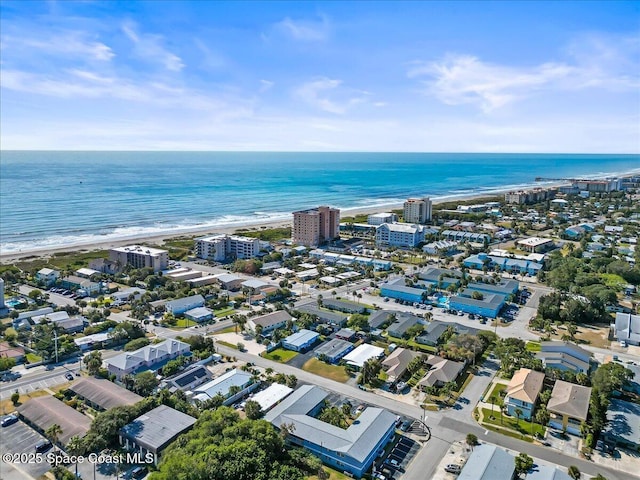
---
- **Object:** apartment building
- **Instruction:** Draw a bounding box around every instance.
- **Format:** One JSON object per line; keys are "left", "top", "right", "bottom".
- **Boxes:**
{"left": 108, "top": 245, "right": 169, "bottom": 273}
{"left": 403, "top": 197, "right": 432, "bottom": 223}
{"left": 375, "top": 223, "right": 426, "bottom": 248}
{"left": 195, "top": 234, "right": 260, "bottom": 261}
{"left": 292, "top": 206, "right": 340, "bottom": 247}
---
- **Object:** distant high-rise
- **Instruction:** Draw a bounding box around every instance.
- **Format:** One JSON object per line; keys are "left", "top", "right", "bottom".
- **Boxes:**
{"left": 292, "top": 206, "right": 340, "bottom": 247}
{"left": 0, "top": 278, "right": 5, "bottom": 310}
{"left": 403, "top": 197, "right": 432, "bottom": 224}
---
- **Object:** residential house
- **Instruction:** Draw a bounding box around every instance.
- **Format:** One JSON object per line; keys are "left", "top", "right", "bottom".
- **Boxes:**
{"left": 387, "top": 313, "right": 422, "bottom": 338}
{"left": 504, "top": 368, "right": 545, "bottom": 420}
{"left": 282, "top": 329, "right": 320, "bottom": 352}
{"left": 381, "top": 348, "right": 421, "bottom": 384}
{"left": 36, "top": 268, "right": 59, "bottom": 286}
{"left": 457, "top": 444, "right": 515, "bottom": 480}
{"left": 184, "top": 307, "right": 214, "bottom": 323}
{"left": 546, "top": 380, "right": 592, "bottom": 435}
{"left": 614, "top": 312, "right": 640, "bottom": 346}
{"left": 295, "top": 304, "right": 347, "bottom": 326}
{"left": 247, "top": 310, "right": 292, "bottom": 335}
{"left": 417, "top": 355, "right": 464, "bottom": 390}
{"left": 334, "top": 328, "right": 357, "bottom": 341}
{"left": 119, "top": 405, "right": 196, "bottom": 465}
{"left": 60, "top": 275, "right": 101, "bottom": 295}
{"left": 537, "top": 341, "right": 592, "bottom": 373}
{"left": 415, "top": 321, "right": 479, "bottom": 347}
{"left": 265, "top": 385, "right": 396, "bottom": 478}
{"left": 162, "top": 364, "right": 212, "bottom": 392}
{"left": 367, "top": 310, "right": 394, "bottom": 330}
{"left": 0, "top": 341, "right": 25, "bottom": 364}
{"left": 105, "top": 339, "right": 190, "bottom": 379}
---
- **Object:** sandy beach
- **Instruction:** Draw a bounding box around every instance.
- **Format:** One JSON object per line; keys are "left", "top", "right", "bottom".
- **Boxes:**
{"left": 0, "top": 179, "right": 599, "bottom": 264}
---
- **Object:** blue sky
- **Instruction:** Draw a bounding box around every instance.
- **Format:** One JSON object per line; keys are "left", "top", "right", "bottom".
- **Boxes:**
{"left": 1, "top": 1, "right": 638, "bottom": 152}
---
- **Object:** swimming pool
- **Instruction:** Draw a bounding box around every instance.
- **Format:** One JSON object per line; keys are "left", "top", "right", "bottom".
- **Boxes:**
{"left": 435, "top": 295, "right": 450, "bottom": 308}
{"left": 5, "top": 297, "right": 26, "bottom": 308}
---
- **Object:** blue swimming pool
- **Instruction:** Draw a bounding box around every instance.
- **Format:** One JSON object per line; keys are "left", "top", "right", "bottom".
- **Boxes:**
{"left": 5, "top": 297, "right": 25, "bottom": 308}
{"left": 436, "top": 295, "right": 449, "bottom": 308}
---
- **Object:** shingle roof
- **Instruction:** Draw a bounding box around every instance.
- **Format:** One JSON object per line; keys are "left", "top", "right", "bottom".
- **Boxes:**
{"left": 69, "top": 377, "right": 142, "bottom": 410}
{"left": 296, "top": 304, "right": 347, "bottom": 324}
{"left": 367, "top": 310, "right": 393, "bottom": 329}
{"left": 120, "top": 405, "right": 196, "bottom": 452}
{"left": 18, "top": 396, "right": 91, "bottom": 445}
{"left": 546, "top": 380, "right": 591, "bottom": 421}
{"left": 381, "top": 348, "right": 421, "bottom": 381}
{"left": 105, "top": 339, "right": 190, "bottom": 371}
{"left": 265, "top": 385, "right": 395, "bottom": 463}
{"left": 505, "top": 368, "right": 545, "bottom": 404}
{"left": 251, "top": 310, "right": 292, "bottom": 328}
{"left": 418, "top": 355, "right": 465, "bottom": 388}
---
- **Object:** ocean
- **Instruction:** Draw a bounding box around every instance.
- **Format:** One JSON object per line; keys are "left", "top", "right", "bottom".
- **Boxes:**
{"left": 1, "top": 151, "right": 638, "bottom": 255}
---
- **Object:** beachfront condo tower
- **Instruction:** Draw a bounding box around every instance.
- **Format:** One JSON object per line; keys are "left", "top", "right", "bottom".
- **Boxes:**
{"left": 292, "top": 206, "right": 340, "bottom": 247}
{"left": 403, "top": 197, "right": 432, "bottom": 224}
{"left": 109, "top": 245, "right": 169, "bottom": 273}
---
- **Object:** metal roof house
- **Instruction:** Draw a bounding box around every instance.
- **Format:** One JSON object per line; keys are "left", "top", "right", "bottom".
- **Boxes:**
{"left": 165, "top": 294, "right": 205, "bottom": 316}
{"left": 265, "top": 385, "right": 396, "bottom": 478}
{"left": 119, "top": 405, "right": 197, "bottom": 465}
{"left": 315, "top": 338, "right": 355, "bottom": 363}
{"left": 343, "top": 344, "right": 385, "bottom": 369}
{"left": 537, "top": 341, "right": 592, "bottom": 373}
{"left": 105, "top": 339, "right": 191, "bottom": 379}
{"left": 190, "top": 368, "right": 257, "bottom": 405}
{"left": 614, "top": 313, "right": 640, "bottom": 346}
{"left": 282, "top": 329, "right": 320, "bottom": 352}
{"left": 18, "top": 396, "right": 91, "bottom": 446}
{"left": 69, "top": 377, "right": 142, "bottom": 411}
{"left": 458, "top": 444, "right": 515, "bottom": 480}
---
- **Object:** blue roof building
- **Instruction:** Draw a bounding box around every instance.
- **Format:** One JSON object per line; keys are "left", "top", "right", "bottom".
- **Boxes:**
{"left": 466, "top": 280, "right": 519, "bottom": 297}
{"left": 380, "top": 280, "right": 425, "bottom": 303}
{"left": 463, "top": 254, "right": 542, "bottom": 276}
{"left": 265, "top": 385, "right": 396, "bottom": 478}
{"left": 449, "top": 292, "right": 505, "bottom": 318}
{"left": 282, "top": 329, "right": 320, "bottom": 352}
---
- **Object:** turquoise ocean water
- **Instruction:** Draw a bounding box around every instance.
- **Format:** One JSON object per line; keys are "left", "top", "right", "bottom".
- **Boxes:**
{"left": 1, "top": 151, "right": 638, "bottom": 254}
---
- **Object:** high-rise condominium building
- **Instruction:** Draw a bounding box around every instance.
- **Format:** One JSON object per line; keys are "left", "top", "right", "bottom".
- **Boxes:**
{"left": 108, "top": 245, "right": 169, "bottom": 273}
{"left": 194, "top": 234, "right": 260, "bottom": 261}
{"left": 403, "top": 197, "right": 432, "bottom": 224}
{"left": 292, "top": 206, "right": 340, "bottom": 247}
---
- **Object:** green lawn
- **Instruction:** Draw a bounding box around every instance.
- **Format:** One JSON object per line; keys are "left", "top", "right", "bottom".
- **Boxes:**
{"left": 302, "top": 358, "right": 351, "bottom": 383}
{"left": 261, "top": 348, "right": 299, "bottom": 363}
{"left": 216, "top": 340, "right": 240, "bottom": 350}
{"left": 481, "top": 408, "right": 545, "bottom": 438}
{"left": 525, "top": 341, "right": 541, "bottom": 352}
{"left": 214, "top": 326, "right": 237, "bottom": 334}
{"left": 26, "top": 353, "right": 42, "bottom": 363}
{"left": 309, "top": 467, "right": 351, "bottom": 480}
{"left": 214, "top": 307, "right": 235, "bottom": 318}
{"left": 384, "top": 335, "right": 438, "bottom": 353}
{"left": 174, "top": 318, "right": 199, "bottom": 328}
{"left": 486, "top": 383, "right": 506, "bottom": 406}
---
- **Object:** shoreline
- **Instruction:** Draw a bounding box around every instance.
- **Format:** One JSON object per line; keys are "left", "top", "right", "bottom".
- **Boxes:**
{"left": 1, "top": 172, "right": 636, "bottom": 264}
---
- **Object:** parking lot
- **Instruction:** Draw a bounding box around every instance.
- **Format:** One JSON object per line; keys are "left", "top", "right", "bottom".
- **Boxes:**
{"left": 374, "top": 434, "right": 422, "bottom": 479}
{"left": 0, "top": 420, "right": 52, "bottom": 480}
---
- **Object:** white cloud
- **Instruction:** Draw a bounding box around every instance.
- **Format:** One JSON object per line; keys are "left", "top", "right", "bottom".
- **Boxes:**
{"left": 2, "top": 31, "right": 114, "bottom": 61}
{"left": 408, "top": 55, "right": 574, "bottom": 112}
{"left": 259, "top": 79, "right": 274, "bottom": 92}
{"left": 409, "top": 34, "right": 640, "bottom": 113}
{"left": 122, "top": 21, "right": 184, "bottom": 71}
{"left": 274, "top": 15, "right": 330, "bottom": 41}
{"left": 294, "top": 78, "right": 371, "bottom": 114}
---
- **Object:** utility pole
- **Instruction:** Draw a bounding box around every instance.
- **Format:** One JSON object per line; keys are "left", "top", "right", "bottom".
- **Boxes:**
{"left": 53, "top": 328, "right": 59, "bottom": 364}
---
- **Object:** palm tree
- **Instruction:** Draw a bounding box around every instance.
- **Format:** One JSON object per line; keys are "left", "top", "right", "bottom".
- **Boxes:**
{"left": 66, "top": 436, "right": 84, "bottom": 478}
{"left": 568, "top": 465, "right": 580, "bottom": 480}
{"left": 514, "top": 408, "right": 523, "bottom": 427}
{"left": 45, "top": 423, "right": 63, "bottom": 451}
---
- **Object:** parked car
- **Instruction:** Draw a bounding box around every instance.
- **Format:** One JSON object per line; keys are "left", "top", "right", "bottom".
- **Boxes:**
{"left": 1, "top": 414, "right": 18, "bottom": 427}
{"left": 65, "top": 372, "right": 74, "bottom": 381}
{"left": 131, "top": 466, "right": 147, "bottom": 479}
{"left": 444, "top": 464, "right": 462, "bottom": 474}
{"left": 35, "top": 439, "right": 52, "bottom": 453}
{"left": 400, "top": 420, "right": 412, "bottom": 431}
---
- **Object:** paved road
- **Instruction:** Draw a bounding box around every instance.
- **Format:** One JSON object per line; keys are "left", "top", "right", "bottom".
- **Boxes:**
{"left": 18, "top": 285, "right": 77, "bottom": 308}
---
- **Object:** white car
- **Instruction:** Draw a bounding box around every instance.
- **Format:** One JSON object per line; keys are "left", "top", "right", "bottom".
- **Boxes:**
{"left": 620, "top": 340, "right": 627, "bottom": 348}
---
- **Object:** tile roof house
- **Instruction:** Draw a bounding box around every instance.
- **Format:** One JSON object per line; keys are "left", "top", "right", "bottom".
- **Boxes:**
{"left": 105, "top": 339, "right": 190, "bottom": 379}
{"left": 381, "top": 348, "right": 421, "bottom": 383}
{"left": 0, "top": 341, "right": 25, "bottom": 363}
{"left": 547, "top": 380, "right": 592, "bottom": 435}
{"left": 504, "top": 368, "right": 545, "bottom": 420}
{"left": 265, "top": 385, "right": 396, "bottom": 478}
{"left": 417, "top": 355, "right": 465, "bottom": 390}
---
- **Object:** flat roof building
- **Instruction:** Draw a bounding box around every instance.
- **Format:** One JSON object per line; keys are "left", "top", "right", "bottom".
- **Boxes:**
{"left": 190, "top": 368, "right": 256, "bottom": 404}
{"left": 251, "top": 383, "right": 294, "bottom": 412}
{"left": 195, "top": 234, "right": 260, "bottom": 261}
{"left": 109, "top": 245, "right": 169, "bottom": 273}
{"left": 516, "top": 237, "right": 555, "bottom": 253}
{"left": 367, "top": 212, "right": 398, "bottom": 225}
{"left": 315, "top": 338, "right": 355, "bottom": 363}
{"left": 293, "top": 206, "right": 340, "bottom": 247}
{"left": 165, "top": 294, "right": 205, "bottom": 316}
{"left": 403, "top": 197, "right": 432, "bottom": 224}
